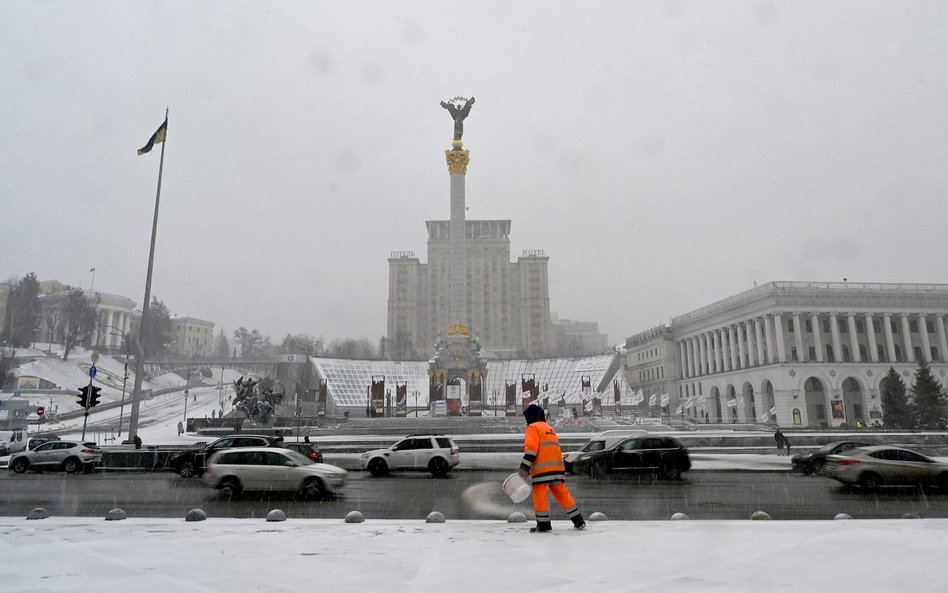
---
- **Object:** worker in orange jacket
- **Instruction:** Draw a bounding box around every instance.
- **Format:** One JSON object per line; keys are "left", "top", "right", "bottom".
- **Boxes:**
{"left": 518, "top": 402, "right": 586, "bottom": 532}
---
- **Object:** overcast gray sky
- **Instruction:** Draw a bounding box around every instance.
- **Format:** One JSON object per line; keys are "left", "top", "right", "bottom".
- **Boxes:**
{"left": 3, "top": 1, "right": 947, "bottom": 348}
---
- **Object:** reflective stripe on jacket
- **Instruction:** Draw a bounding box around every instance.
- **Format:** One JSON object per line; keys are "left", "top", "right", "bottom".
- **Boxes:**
{"left": 520, "top": 421, "right": 565, "bottom": 484}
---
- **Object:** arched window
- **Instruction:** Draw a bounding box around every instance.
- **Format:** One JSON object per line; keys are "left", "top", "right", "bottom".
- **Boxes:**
{"left": 859, "top": 345, "right": 868, "bottom": 361}
{"left": 877, "top": 344, "right": 887, "bottom": 363}
{"left": 894, "top": 345, "right": 903, "bottom": 363}
{"left": 842, "top": 345, "right": 852, "bottom": 362}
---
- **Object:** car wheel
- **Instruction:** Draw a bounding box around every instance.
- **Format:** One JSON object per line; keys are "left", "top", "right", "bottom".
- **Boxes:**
{"left": 368, "top": 458, "right": 389, "bottom": 477}
{"left": 662, "top": 464, "right": 682, "bottom": 481}
{"left": 219, "top": 477, "right": 242, "bottom": 500}
{"left": 178, "top": 460, "right": 196, "bottom": 479}
{"left": 858, "top": 472, "right": 882, "bottom": 491}
{"left": 298, "top": 477, "right": 326, "bottom": 501}
{"left": 63, "top": 458, "right": 81, "bottom": 474}
{"left": 590, "top": 462, "right": 607, "bottom": 479}
{"left": 11, "top": 458, "right": 29, "bottom": 474}
{"left": 428, "top": 457, "right": 449, "bottom": 477}
{"left": 811, "top": 460, "right": 826, "bottom": 476}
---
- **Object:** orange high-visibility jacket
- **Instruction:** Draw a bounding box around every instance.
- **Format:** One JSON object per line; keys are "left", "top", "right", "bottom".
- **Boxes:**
{"left": 520, "top": 420, "right": 566, "bottom": 484}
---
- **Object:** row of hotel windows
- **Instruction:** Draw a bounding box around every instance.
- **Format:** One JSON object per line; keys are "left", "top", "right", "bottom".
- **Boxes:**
{"left": 637, "top": 347, "right": 662, "bottom": 361}
{"left": 639, "top": 366, "right": 665, "bottom": 382}
{"left": 789, "top": 317, "right": 937, "bottom": 335}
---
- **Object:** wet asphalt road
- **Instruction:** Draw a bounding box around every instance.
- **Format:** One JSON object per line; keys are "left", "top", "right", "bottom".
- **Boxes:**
{"left": 3, "top": 468, "right": 948, "bottom": 521}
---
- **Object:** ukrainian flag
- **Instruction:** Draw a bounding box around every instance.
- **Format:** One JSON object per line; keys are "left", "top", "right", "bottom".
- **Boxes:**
{"left": 137, "top": 118, "right": 168, "bottom": 155}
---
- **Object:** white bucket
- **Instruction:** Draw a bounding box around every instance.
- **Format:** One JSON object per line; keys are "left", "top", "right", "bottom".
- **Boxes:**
{"left": 502, "top": 473, "right": 532, "bottom": 503}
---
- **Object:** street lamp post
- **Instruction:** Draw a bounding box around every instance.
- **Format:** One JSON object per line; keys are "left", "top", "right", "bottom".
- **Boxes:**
{"left": 108, "top": 327, "right": 133, "bottom": 438}
{"left": 182, "top": 371, "right": 191, "bottom": 424}
{"left": 413, "top": 391, "right": 419, "bottom": 417}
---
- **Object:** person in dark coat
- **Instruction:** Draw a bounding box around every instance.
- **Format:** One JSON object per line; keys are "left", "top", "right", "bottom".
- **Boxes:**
{"left": 774, "top": 429, "right": 786, "bottom": 455}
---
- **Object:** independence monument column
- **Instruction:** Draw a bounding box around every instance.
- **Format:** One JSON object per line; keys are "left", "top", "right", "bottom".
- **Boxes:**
{"left": 440, "top": 96, "right": 475, "bottom": 327}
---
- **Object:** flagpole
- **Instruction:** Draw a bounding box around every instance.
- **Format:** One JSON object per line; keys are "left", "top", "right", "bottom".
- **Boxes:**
{"left": 128, "top": 107, "right": 168, "bottom": 444}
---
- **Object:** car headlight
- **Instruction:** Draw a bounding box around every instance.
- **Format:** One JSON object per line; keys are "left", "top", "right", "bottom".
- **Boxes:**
{"left": 578, "top": 455, "right": 590, "bottom": 462}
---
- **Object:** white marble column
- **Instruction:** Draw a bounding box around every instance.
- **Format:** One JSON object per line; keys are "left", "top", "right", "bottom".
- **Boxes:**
{"left": 754, "top": 318, "right": 765, "bottom": 365}
{"left": 936, "top": 314, "right": 948, "bottom": 363}
{"left": 689, "top": 338, "right": 697, "bottom": 377}
{"left": 811, "top": 313, "right": 825, "bottom": 363}
{"left": 883, "top": 313, "right": 897, "bottom": 362}
{"left": 679, "top": 341, "right": 688, "bottom": 378}
{"left": 865, "top": 313, "right": 879, "bottom": 363}
{"left": 763, "top": 316, "right": 775, "bottom": 364}
{"left": 918, "top": 314, "right": 932, "bottom": 362}
{"left": 738, "top": 322, "right": 748, "bottom": 368}
{"left": 699, "top": 334, "right": 708, "bottom": 376}
{"left": 900, "top": 313, "right": 914, "bottom": 362}
{"left": 829, "top": 313, "right": 842, "bottom": 362}
{"left": 792, "top": 313, "right": 805, "bottom": 362}
{"left": 705, "top": 333, "right": 714, "bottom": 374}
{"left": 774, "top": 312, "right": 787, "bottom": 363}
{"left": 714, "top": 330, "right": 724, "bottom": 373}
{"left": 847, "top": 313, "right": 860, "bottom": 363}
{"left": 728, "top": 325, "right": 738, "bottom": 370}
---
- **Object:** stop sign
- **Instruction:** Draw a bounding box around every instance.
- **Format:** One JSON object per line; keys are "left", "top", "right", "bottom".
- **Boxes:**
{"left": 36, "top": 406, "right": 46, "bottom": 417}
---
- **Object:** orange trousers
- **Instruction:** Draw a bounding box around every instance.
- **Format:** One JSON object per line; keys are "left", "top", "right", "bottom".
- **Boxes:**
{"left": 531, "top": 482, "right": 577, "bottom": 516}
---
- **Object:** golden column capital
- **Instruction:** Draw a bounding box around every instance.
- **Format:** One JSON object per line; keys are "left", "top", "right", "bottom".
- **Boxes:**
{"left": 445, "top": 149, "right": 470, "bottom": 175}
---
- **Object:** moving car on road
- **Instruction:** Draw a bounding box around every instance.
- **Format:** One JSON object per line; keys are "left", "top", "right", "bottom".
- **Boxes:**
{"left": 823, "top": 445, "right": 948, "bottom": 491}
{"left": 283, "top": 441, "right": 323, "bottom": 463}
{"left": 360, "top": 434, "right": 459, "bottom": 477}
{"left": 170, "top": 434, "right": 274, "bottom": 478}
{"left": 791, "top": 440, "right": 870, "bottom": 475}
{"left": 203, "top": 447, "right": 347, "bottom": 500}
{"left": 8, "top": 440, "right": 102, "bottom": 474}
{"left": 564, "top": 430, "right": 646, "bottom": 474}
{"left": 572, "top": 435, "right": 690, "bottom": 480}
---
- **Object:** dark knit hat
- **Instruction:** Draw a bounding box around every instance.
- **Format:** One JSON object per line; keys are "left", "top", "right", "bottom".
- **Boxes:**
{"left": 523, "top": 402, "right": 546, "bottom": 424}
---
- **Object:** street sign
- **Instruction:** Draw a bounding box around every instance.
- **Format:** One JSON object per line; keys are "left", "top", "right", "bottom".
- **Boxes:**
{"left": 37, "top": 406, "right": 45, "bottom": 417}
{"left": 91, "top": 351, "right": 100, "bottom": 364}
{"left": 89, "top": 365, "right": 97, "bottom": 378}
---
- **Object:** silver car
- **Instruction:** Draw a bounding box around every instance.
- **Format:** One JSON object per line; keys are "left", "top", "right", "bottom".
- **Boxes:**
{"left": 203, "top": 447, "right": 347, "bottom": 500}
{"left": 8, "top": 440, "right": 102, "bottom": 474}
{"left": 359, "top": 434, "right": 460, "bottom": 477}
{"left": 823, "top": 445, "right": 948, "bottom": 490}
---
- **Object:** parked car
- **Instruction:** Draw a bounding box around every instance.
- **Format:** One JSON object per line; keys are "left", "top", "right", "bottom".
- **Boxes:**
{"left": 283, "top": 441, "right": 323, "bottom": 463}
{"left": 791, "top": 440, "right": 870, "bottom": 475}
{"left": 564, "top": 430, "right": 646, "bottom": 473}
{"left": 360, "top": 434, "right": 459, "bottom": 477}
{"left": 203, "top": 447, "right": 347, "bottom": 500}
{"left": 572, "top": 435, "right": 690, "bottom": 480}
{"left": 8, "top": 440, "right": 102, "bottom": 473}
{"left": 823, "top": 445, "right": 948, "bottom": 490}
{"left": 170, "top": 434, "right": 274, "bottom": 478}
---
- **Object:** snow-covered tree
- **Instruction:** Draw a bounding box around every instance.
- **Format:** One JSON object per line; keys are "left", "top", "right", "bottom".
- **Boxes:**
{"left": 911, "top": 359, "right": 947, "bottom": 429}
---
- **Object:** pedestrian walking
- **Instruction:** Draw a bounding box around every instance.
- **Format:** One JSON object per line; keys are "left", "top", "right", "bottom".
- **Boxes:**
{"left": 774, "top": 429, "right": 786, "bottom": 455}
{"left": 177, "top": 420, "right": 184, "bottom": 436}
{"left": 518, "top": 402, "right": 586, "bottom": 533}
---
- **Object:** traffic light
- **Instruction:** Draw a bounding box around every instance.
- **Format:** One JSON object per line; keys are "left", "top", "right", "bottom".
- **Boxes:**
{"left": 88, "top": 386, "right": 102, "bottom": 407}
{"left": 76, "top": 386, "right": 89, "bottom": 407}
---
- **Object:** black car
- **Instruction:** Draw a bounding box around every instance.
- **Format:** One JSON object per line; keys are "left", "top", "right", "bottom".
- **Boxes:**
{"left": 573, "top": 435, "right": 691, "bottom": 480}
{"left": 170, "top": 435, "right": 274, "bottom": 478}
{"left": 791, "top": 440, "right": 870, "bottom": 475}
{"left": 283, "top": 441, "right": 323, "bottom": 464}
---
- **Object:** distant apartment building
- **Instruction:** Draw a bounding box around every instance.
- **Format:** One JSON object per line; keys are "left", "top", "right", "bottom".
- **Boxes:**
{"left": 169, "top": 316, "right": 215, "bottom": 358}
{"left": 624, "top": 281, "right": 948, "bottom": 428}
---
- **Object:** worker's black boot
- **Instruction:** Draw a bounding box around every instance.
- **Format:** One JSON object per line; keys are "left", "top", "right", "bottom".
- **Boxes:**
{"left": 571, "top": 515, "right": 587, "bottom": 530}
{"left": 530, "top": 521, "right": 552, "bottom": 533}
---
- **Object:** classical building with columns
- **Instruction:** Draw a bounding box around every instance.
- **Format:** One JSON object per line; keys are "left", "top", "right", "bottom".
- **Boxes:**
{"left": 624, "top": 281, "right": 948, "bottom": 428}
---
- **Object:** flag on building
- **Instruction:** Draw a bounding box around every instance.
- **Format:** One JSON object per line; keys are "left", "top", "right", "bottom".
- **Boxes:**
{"left": 137, "top": 117, "right": 168, "bottom": 155}
{"left": 648, "top": 393, "right": 657, "bottom": 406}
{"left": 660, "top": 394, "right": 669, "bottom": 407}
{"left": 89, "top": 267, "right": 95, "bottom": 272}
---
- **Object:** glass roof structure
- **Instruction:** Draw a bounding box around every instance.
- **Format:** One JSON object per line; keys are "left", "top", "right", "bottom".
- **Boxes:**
{"left": 310, "top": 353, "right": 638, "bottom": 408}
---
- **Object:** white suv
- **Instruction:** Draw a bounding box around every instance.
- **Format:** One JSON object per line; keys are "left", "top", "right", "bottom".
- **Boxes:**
{"left": 360, "top": 434, "right": 459, "bottom": 477}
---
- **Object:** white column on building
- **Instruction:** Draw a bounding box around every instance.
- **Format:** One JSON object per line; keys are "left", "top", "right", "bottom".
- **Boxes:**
{"left": 728, "top": 325, "right": 738, "bottom": 370}
{"left": 737, "top": 322, "right": 748, "bottom": 368}
{"left": 714, "top": 330, "right": 723, "bottom": 373}
{"left": 811, "top": 313, "right": 825, "bottom": 363}
{"left": 705, "top": 333, "right": 714, "bottom": 374}
{"left": 773, "top": 312, "right": 787, "bottom": 363}
{"left": 697, "top": 334, "right": 708, "bottom": 377}
{"left": 900, "top": 313, "right": 915, "bottom": 362}
{"left": 679, "top": 341, "right": 688, "bottom": 378}
{"left": 829, "top": 313, "right": 842, "bottom": 362}
{"left": 689, "top": 338, "right": 698, "bottom": 377}
{"left": 754, "top": 318, "right": 765, "bottom": 365}
{"left": 865, "top": 313, "right": 879, "bottom": 363}
{"left": 763, "top": 316, "right": 775, "bottom": 364}
{"left": 746, "top": 321, "right": 757, "bottom": 367}
{"left": 792, "top": 313, "right": 805, "bottom": 362}
{"left": 936, "top": 314, "right": 948, "bottom": 363}
{"left": 847, "top": 313, "right": 860, "bottom": 363}
{"left": 918, "top": 314, "right": 932, "bottom": 362}
{"left": 883, "top": 313, "right": 897, "bottom": 362}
